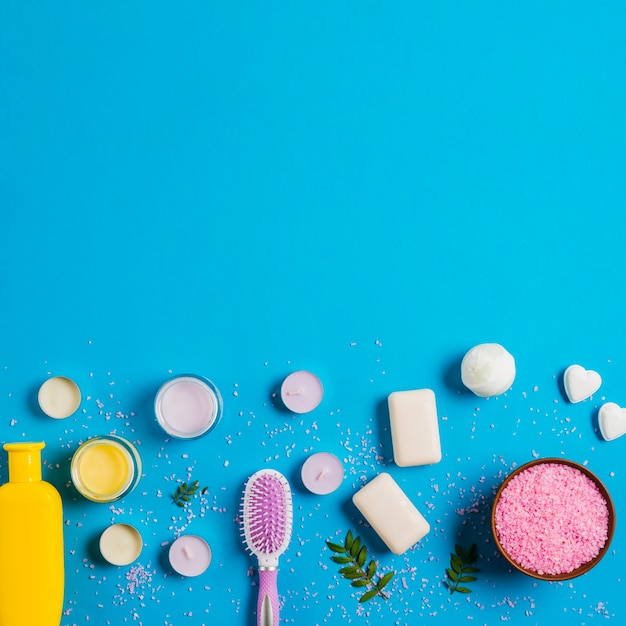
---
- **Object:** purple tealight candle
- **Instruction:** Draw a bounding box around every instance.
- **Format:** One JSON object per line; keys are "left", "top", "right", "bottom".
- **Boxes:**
{"left": 301, "top": 452, "right": 344, "bottom": 495}
{"left": 280, "top": 370, "right": 324, "bottom": 413}
{"left": 169, "top": 535, "right": 212, "bottom": 577}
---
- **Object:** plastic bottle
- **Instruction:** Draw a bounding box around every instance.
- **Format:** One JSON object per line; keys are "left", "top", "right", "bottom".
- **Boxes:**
{"left": 0, "top": 442, "right": 64, "bottom": 626}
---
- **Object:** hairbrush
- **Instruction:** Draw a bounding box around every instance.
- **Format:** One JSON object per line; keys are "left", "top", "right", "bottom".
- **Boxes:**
{"left": 241, "top": 469, "right": 293, "bottom": 626}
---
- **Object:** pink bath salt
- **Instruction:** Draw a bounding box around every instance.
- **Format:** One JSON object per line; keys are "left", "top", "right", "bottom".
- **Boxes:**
{"left": 494, "top": 463, "right": 609, "bottom": 575}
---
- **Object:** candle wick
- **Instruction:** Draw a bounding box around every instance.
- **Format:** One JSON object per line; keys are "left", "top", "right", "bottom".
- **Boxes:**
{"left": 286, "top": 389, "right": 303, "bottom": 396}
{"left": 317, "top": 468, "right": 328, "bottom": 480}
{"left": 183, "top": 546, "right": 193, "bottom": 559}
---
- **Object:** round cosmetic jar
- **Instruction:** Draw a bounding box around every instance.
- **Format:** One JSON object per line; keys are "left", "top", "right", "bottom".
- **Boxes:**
{"left": 71, "top": 435, "right": 142, "bottom": 503}
{"left": 154, "top": 374, "right": 223, "bottom": 439}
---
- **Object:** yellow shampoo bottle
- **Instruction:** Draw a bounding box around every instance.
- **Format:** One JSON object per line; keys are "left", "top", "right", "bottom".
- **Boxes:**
{"left": 0, "top": 442, "right": 64, "bottom": 626}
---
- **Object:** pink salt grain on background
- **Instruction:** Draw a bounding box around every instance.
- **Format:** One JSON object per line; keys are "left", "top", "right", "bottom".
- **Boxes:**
{"left": 494, "top": 463, "right": 609, "bottom": 576}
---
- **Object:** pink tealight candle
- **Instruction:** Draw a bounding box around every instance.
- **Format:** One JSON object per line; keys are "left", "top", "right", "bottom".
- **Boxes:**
{"left": 280, "top": 370, "right": 323, "bottom": 414}
{"left": 301, "top": 452, "right": 344, "bottom": 495}
{"left": 169, "top": 535, "right": 212, "bottom": 577}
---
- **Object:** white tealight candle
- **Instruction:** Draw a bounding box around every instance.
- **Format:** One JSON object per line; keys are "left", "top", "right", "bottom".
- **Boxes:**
{"left": 38, "top": 376, "right": 81, "bottom": 419}
{"left": 99, "top": 524, "right": 143, "bottom": 566}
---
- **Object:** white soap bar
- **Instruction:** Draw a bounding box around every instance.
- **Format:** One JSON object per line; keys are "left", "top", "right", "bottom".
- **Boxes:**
{"left": 388, "top": 388, "right": 442, "bottom": 467}
{"left": 352, "top": 473, "right": 430, "bottom": 555}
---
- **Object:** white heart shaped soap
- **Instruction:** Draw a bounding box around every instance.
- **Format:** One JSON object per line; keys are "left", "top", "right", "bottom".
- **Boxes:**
{"left": 563, "top": 364, "right": 602, "bottom": 403}
{"left": 598, "top": 402, "right": 626, "bottom": 441}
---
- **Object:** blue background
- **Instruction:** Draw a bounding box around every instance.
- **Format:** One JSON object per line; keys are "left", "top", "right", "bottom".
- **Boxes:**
{"left": 1, "top": 2, "right": 626, "bottom": 624}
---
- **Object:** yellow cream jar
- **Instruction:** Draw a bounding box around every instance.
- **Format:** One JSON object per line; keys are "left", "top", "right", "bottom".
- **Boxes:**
{"left": 71, "top": 435, "right": 142, "bottom": 502}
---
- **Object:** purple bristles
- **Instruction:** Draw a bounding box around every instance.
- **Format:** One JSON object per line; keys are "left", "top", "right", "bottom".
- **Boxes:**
{"left": 242, "top": 469, "right": 293, "bottom": 558}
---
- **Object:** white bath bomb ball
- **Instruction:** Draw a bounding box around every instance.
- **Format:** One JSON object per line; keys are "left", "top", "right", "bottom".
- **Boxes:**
{"left": 461, "top": 343, "right": 515, "bottom": 397}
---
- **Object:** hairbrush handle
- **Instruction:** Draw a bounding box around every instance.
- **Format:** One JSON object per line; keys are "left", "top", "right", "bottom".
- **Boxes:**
{"left": 257, "top": 568, "right": 279, "bottom": 626}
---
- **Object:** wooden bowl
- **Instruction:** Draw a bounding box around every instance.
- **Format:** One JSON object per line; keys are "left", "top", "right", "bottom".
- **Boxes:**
{"left": 491, "top": 458, "right": 615, "bottom": 581}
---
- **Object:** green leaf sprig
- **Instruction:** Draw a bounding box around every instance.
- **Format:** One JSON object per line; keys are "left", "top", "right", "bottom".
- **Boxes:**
{"left": 171, "top": 480, "right": 208, "bottom": 508}
{"left": 326, "top": 530, "right": 394, "bottom": 603}
{"left": 444, "top": 543, "right": 479, "bottom": 594}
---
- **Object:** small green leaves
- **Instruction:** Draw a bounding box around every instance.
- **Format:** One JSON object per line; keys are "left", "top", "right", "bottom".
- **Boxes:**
{"left": 331, "top": 555, "right": 353, "bottom": 564}
{"left": 444, "top": 543, "right": 479, "bottom": 594}
{"left": 326, "top": 530, "right": 395, "bottom": 603}
{"left": 359, "top": 588, "right": 379, "bottom": 603}
{"left": 326, "top": 541, "right": 345, "bottom": 553}
{"left": 172, "top": 479, "right": 208, "bottom": 508}
{"left": 377, "top": 571, "right": 394, "bottom": 591}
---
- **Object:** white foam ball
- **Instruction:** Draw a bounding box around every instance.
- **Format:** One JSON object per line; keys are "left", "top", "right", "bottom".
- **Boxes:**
{"left": 461, "top": 343, "right": 515, "bottom": 397}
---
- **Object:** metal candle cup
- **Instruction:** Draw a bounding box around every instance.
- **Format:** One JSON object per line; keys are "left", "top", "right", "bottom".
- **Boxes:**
{"left": 280, "top": 371, "right": 323, "bottom": 413}
{"left": 301, "top": 452, "right": 344, "bottom": 494}
{"left": 38, "top": 376, "right": 81, "bottom": 419}
{"left": 99, "top": 523, "right": 143, "bottom": 566}
{"left": 169, "top": 535, "right": 212, "bottom": 577}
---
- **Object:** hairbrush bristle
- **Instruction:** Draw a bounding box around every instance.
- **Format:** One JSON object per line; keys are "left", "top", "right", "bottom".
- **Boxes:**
{"left": 241, "top": 469, "right": 293, "bottom": 566}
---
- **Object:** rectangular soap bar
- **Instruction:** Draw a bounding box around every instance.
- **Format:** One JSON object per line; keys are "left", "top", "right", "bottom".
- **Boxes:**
{"left": 388, "top": 388, "right": 442, "bottom": 467}
{"left": 352, "top": 472, "right": 430, "bottom": 555}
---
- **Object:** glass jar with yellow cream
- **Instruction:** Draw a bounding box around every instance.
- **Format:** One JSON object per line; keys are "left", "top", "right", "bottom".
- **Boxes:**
{"left": 70, "top": 435, "right": 142, "bottom": 502}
